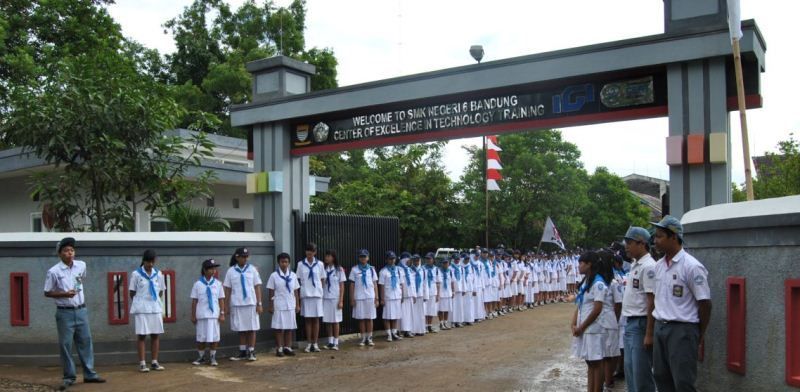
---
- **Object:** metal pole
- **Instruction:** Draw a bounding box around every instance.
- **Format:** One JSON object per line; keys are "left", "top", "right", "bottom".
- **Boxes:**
{"left": 732, "top": 38, "right": 755, "bottom": 201}
{"left": 484, "top": 136, "right": 489, "bottom": 249}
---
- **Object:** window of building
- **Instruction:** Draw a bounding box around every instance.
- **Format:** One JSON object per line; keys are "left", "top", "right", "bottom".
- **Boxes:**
{"left": 206, "top": 197, "right": 215, "bottom": 207}
{"left": 10, "top": 273, "right": 29, "bottom": 326}
{"left": 232, "top": 198, "right": 240, "bottom": 209}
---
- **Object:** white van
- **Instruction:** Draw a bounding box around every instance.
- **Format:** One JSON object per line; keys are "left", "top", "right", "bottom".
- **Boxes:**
{"left": 434, "top": 248, "right": 458, "bottom": 262}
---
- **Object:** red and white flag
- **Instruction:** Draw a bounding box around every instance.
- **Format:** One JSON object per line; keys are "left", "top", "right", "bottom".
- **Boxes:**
{"left": 540, "top": 216, "right": 566, "bottom": 250}
{"left": 487, "top": 135, "right": 502, "bottom": 191}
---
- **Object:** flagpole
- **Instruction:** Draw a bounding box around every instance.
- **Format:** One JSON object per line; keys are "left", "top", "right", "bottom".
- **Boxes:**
{"left": 732, "top": 37, "right": 755, "bottom": 201}
{"left": 484, "top": 136, "right": 489, "bottom": 249}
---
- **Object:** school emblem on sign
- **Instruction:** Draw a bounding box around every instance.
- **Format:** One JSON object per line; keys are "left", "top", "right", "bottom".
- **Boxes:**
{"left": 295, "top": 124, "right": 311, "bottom": 146}
{"left": 313, "top": 122, "right": 330, "bottom": 143}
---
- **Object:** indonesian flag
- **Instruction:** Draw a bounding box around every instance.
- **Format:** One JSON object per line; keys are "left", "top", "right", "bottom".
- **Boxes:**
{"left": 487, "top": 136, "right": 502, "bottom": 191}
{"left": 540, "top": 216, "right": 566, "bottom": 250}
{"left": 727, "top": 0, "right": 742, "bottom": 41}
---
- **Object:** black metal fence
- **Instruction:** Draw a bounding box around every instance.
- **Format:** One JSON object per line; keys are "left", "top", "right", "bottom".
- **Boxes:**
{"left": 296, "top": 212, "right": 399, "bottom": 336}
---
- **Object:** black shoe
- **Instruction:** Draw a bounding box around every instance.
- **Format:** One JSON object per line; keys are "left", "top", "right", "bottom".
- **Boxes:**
{"left": 230, "top": 350, "right": 248, "bottom": 361}
{"left": 284, "top": 348, "right": 296, "bottom": 356}
{"left": 276, "top": 350, "right": 285, "bottom": 357}
{"left": 84, "top": 377, "right": 106, "bottom": 383}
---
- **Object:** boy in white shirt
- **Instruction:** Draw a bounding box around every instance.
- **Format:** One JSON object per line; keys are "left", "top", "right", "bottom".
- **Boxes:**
{"left": 297, "top": 242, "right": 325, "bottom": 353}
{"left": 349, "top": 249, "right": 379, "bottom": 346}
{"left": 190, "top": 259, "right": 225, "bottom": 366}
{"left": 266, "top": 253, "right": 300, "bottom": 357}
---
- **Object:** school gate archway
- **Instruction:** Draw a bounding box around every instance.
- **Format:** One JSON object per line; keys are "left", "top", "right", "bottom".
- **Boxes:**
{"left": 231, "top": 0, "right": 765, "bottom": 256}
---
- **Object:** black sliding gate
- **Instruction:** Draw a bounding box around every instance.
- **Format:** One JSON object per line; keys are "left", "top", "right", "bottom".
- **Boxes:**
{"left": 295, "top": 212, "right": 399, "bottom": 336}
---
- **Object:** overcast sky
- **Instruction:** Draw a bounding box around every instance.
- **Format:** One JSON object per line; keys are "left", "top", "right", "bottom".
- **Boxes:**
{"left": 108, "top": 0, "right": 797, "bottom": 184}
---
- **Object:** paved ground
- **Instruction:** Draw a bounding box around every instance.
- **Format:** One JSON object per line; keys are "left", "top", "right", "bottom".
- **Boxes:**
{"left": 0, "top": 303, "right": 629, "bottom": 391}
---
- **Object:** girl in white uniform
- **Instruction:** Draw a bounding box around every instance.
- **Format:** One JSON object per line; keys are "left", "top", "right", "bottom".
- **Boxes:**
{"left": 297, "top": 242, "right": 325, "bottom": 353}
{"left": 460, "top": 256, "right": 476, "bottom": 324}
{"left": 437, "top": 257, "right": 455, "bottom": 330}
{"left": 469, "top": 255, "right": 485, "bottom": 321}
{"left": 449, "top": 256, "right": 465, "bottom": 327}
{"left": 398, "top": 252, "right": 416, "bottom": 337}
{"left": 478, "top": 251, "right": 495, "bottom": 318}
{"left": 410, "top": 255, "right": 427, "bottom": 335}
{"left": 223, "top": 247, "right": 262, "bottom": 361}
{"left": 322, "top": 250, "right": 346, "bottom": 350}
{"left": 349, "top": 249, "right": 378, "bottom": 346}
{"left": 422, "top": 253, "right": 441, "bottom": 332}
{"left": 190, "top": 258, "right": 225, "bottom": 367}
{"left": 266, "top": 252, "right": 300, "bottom": 357}
{"left": 379, "top": 251, "right": 404, "bottom": 341}
{"left": 571, "top": 251, "right": 611, "bottom": 392}
{"left": 130, "top": 249, "right": 166, "bottom": 372}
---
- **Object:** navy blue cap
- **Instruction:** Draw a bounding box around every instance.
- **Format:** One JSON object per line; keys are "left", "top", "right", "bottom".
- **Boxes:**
{"left": 385, "top": 250, "right": 397, "bottom": 259}
{"left": 450, "top": 254, "right": 459, "bottom": 260}
{"left": 400, "top": 251, "right": 411, "bottom": 259}
{"left": 424, "top": 252, "right": 435, "bottom": 259}
{"left": 480, "top": 248, "right": 489, "bottom": 253}
{"left": 358, "top": 249, "right": 369, "bottom": 257}
{"left": 411, "top": 253, "right": 421, "bottom": 259}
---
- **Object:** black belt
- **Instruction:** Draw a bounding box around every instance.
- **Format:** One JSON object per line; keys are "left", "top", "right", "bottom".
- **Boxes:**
{"left": 57, "top": 304, "right": 86, "bottom": 310}
{"left": 656, "top": 319, "right": 697, "bottom": 325}
{"left": 627, "top": 315, "right": 647, "bottom": 320}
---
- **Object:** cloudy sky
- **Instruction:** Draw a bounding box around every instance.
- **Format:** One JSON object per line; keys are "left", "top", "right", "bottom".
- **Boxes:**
{"left": 108, "top": 0, "right": 797, "bottom": 184}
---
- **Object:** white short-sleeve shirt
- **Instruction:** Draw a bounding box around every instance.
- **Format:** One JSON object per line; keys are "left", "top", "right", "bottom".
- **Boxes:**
{"left": 44, "top": 260, "right": 87, "bottom": 308}
{"left": 223, "top": 264, "right": 262, "bottom": 307}
{"left": 652, "top": 249, "right": 711, "bottom": 323}
{"left": 622, "top": 253, "right": 657, "bottom": 317}
{"left": 577, "top": 279, "right": 607, "bottom": 334}
{"left": 422, "top": 265, "right": 441, "bottom": 297}
{"left": 297, "top": 258, "right": 325, "bottom": 299}
{"left": 439, "top": 267, "right": 455, "bottom": 297}
{"left": 378, "top": 266, "right": 404, "bottom": 300}
{"left": 323, "top": 265, "right": 347, "bottom": 300}
{"left": 129, "top": 268, "right": 165, "bottom": 314}
{"left": 190, "top": 276, "right": 225, "bottom": 319}
{"left": 349, "top": 264, "right": 377, "bottom": 300}
{"left": 266, "top": 269, "right": 299, "bottom": 311}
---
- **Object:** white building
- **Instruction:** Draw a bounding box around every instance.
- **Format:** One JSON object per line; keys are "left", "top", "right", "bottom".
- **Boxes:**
{"left": 0, "top": 129, "right": 329, "bottom": 232}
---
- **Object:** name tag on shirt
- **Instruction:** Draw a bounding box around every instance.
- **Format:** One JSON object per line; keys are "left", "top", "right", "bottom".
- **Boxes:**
{"left": 673, "top": 284, "right": 684, "bottom": 297}
{"left": 632, "top": 279, "right": 640, "bottom": 289}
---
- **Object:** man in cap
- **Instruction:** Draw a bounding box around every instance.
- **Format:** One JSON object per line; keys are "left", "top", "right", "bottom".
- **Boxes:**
{"left": 44, "top": 237, "right": 106, "bottom": 390}
{"left": 621, "top": 227, "right": 657, "bottom": 392}
{"left": 651, "top": 216, "right": 712, "bottom": 392}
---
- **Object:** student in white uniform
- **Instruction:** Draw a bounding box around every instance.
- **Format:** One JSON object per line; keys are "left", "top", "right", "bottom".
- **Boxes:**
{"left": 379, "top": 251, "right": 404, "bottom": 341}
{"left": 297, "top": 242, "right": 325, "bottom": 353}
{"left": 398, "top": 252, "right": 416, "bottom": 337}
{"left": 469, "top": 253, "right": 485, "bottom": 321}
{"left": 322, "top": 250, "right": 346, "bottom": 351}
{"left": 437, "top": 257, "right": 455, "bottom": 330}
{"left": 190, "top": 258, "right": 225, "bottom": 367}
{"left": 449, "top": 255, "right": 465, "bottom": 327}
{"left": 423, "top": 253, "right": 441, "bottom": 332}
{"left": 223, "top": 247, "right": 262, "bottom": 361}
{"left": 478, "top": 249, "right": 495, "bottom": 318}
{"left": 599, "top": 251, "right": 622, "bottom": 390}
{"left": 266, "top": 252, "right": 300, "bottom": 357}
{"left": 129, "top": 249, "right": 166, "bottom": 372}
{"left": 349, "top": 249, "right": 378, "bottom": 346}
{"left": 611, "top": 251, "right": 628, "bottom": 382}
{"left": 571, "top": 251, "right": 611, "bottom": 392}
{"left": 410, "top": 255, "right": 428, "bottom": 335}
{"left": 460, "top": 254, "right": 476, "bottom": 325}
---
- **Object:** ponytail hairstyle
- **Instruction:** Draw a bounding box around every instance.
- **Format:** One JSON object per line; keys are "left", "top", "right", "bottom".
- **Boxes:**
{"left": 577, "top": 251, "right": 600, "bottom": 288}
{"left": 596, "top": 249, "right": 615, "bottom": 285}
{"left": 324, "top": 249, "right": 339, "bottom": 269}
{"left": 229, "top": 254, "right": 237, "bottom": 267}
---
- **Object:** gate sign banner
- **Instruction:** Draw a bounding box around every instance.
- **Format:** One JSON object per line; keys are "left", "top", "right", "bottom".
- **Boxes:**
{"left": 290, "top": 71, "right": 669, "bottom": 155}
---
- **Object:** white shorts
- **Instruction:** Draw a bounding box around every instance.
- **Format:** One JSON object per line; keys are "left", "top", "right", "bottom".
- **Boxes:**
{"left": 271, "top": 309, "right": 297, "bottom": 330}
{"left": 322, "top": 298, "right": 342, "bottom": 323}
{"left": 195, "top": 318, "right": 220, "bottom": 343}
{"left": 301, "top": 297, "right": 323, "bottom": 317}
{"left": 352, "top": 299, "right": 376, "bottom": 320}
{"left": 382, "top": 299, "right": 402, "bottom": 320}
{"left": 134, "top": 313, "right": 163, "bottom": 335}
{"left": 438, "top": 297, "right": 452, "bottom": 312}
{"left": 230, "top": 305, "right": 260, "bottom": 331}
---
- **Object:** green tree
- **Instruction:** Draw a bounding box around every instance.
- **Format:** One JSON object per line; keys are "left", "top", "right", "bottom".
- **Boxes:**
{"left": 1, "top": 47, "right": 216, "bottom": 231}
{"left": 581, "top": 167, "right": 651, "bottom": 248}
{"left": 157, "top": 204, "right": 230, "bottom": 232}
{"left": 753, "top": 134, "right": 800, "bottom": 199}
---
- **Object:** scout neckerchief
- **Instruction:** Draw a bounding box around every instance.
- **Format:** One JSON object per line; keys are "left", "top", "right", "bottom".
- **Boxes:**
{"left": 423, "top": 264, "right": 435, "bottom": 288}
{"left": 325, "top": 266, "right": 336, "bottom": 292}
{"left": 481, "top": 258, "right": 495, "bottom": 278}
{"left": 303, "top": 258, "right": 319, "bottom": 287}
{"left": 453, "top": 263, "right": 461, "bottom": 281}
{"left": 613, "top": 267, "right": 625, "bottom": 279}
{"left": 357, "top": 263, "right": 371, "bottom": 287}
{"left": 234, "top": 264, "right": 250, "bottom": 300}
{"left": 412, "top": 265, "right": 422, "bottom": 291}
{"left": 199, "top": 275, "right": 216, "bottom": 313}
{"left": 462, "top": 262, "right": 470, "bottom": 281}
{"left": 387, "top": 264, "right": 398, "bottom": 289}
{"left": 137, "top": 266, "right": 159, "bottom": 301}
{"left": 441, "top": 266, "right": 450, "bottom": 287}
{"left": 278, "top": 268, "right": 293, "bottom": 293}
{"left": 399, "top": 261, "right": 412, "bottom": 287}
{"left": 575, "top": 274, "right": 605, "bottom": 307}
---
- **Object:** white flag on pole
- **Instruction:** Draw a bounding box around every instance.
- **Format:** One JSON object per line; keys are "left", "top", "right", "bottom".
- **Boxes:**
{"left": 727, "top": 0, "right": 743, "bottom": 41}
{"left": 540, "top": 217, "right": 566, "bottom": 250}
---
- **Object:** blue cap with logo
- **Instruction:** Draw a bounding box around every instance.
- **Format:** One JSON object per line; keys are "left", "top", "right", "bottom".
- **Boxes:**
{"left": 411, "top": 253, "right": 421, "bottom": 260}
{"left": 424, "top": 252, "right": 435, "bottom": 259}
{"left": 651, "top": 215, "right": 683, "bottom": 240}
{"left": 385, "top": 250, "right": 397, "bottom": 259}
{"left": 623, "top": 226, "right": 651, "bottom": 243}
{"left": 400, "top": 251, "right": 411, "bottom": 259}
{"left": 358, "top": 249, "right": 370, "bottom": 257}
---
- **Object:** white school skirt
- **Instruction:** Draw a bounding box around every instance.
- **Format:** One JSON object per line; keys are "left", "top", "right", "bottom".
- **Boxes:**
{"left": 462, "top": 294, "right": 475, "bottom": 322}
{"left": 271, "top": 309, "right": 297, "bottom": 330}
{"left": 425, "top": 299, "right": 438, "bottom": 317}
{"left": 196, "top": 318, "right": 220, "bottom": 343}
{"left": 382, "top": 299, "right": 402, "bottom": 320}
{"left": 322, "top": 298, "right": 342, "bottom": 323}
{"left": 412, "top": 298, "right": 426, "bottom": 334}
{"left": 134, "top": 313, "right": 163, "bottom": 335}
{"left": 572, "top": 332, "right": 605, "bottom": 361}
{"left": 603, "top": 328, "right": 621, "bottom": 357}
{"left": 352, "top": 299, "right": 376, "bottom": 320}
{"left": 533, "top": 280, "right": 540, "bottom": 294}
{"left": 438, "top": 297, "right": 452, "bottom": 312}
{"left": 230, "top": 305, "right": 260, "bottom": 332}
{"left": 301, "top": 297, "right": 323, "bottom": 318}
{"left": 400, "top": 297, "right": 414, "bottom": 331}
{"left": 501, "top": 285, "right": 511, "bottom": 298}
